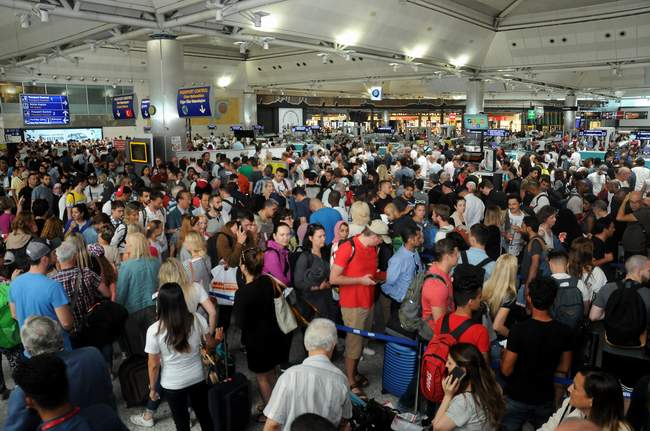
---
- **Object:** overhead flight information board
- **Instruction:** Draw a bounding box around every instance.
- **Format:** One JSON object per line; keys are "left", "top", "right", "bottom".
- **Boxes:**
{"left": 177, "top": 86, "right": 212, "bottom": 117}
{"left": 21, "top": 94, "right": 70, "bottom": 125}
{"left": 112, "top": 94, "right": 136, "bottom": 120}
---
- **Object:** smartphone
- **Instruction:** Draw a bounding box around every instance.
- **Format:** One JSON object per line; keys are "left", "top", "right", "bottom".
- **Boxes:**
{"left": 450, "top": 366, "right": 466, "bottom": 381}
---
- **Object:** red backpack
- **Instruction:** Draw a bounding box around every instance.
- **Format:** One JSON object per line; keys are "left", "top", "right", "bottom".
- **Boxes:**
{"left": 420, "top": 314, "right": 477, "bottom": 402}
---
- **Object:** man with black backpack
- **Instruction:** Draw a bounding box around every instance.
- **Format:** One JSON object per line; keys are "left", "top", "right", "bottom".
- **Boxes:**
{"left": 455, "top": 224, "right": 495, "bottom": 281}
{"left": 590, "top": 254, "right": 650, "bottom": 396}
{"left": 548, "top": 249, "right": 589, "bottom": 325}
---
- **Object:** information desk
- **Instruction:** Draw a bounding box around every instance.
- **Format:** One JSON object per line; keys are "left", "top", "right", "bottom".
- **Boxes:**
{"left": 175, "top": 146, "right": 286, "bottom": 162}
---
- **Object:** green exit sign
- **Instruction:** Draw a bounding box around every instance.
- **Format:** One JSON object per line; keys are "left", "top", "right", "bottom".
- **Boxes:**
{"left": 527, "top": 109, "right": 536, "bottom": 120}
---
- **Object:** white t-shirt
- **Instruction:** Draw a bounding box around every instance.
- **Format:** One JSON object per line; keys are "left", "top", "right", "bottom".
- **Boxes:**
{"left": 587, "top": 172, "right": 607, "bottom": 195}
{"left": 145, "top": 313, "right": 207, "bottom": 390}
{"left": 581, "top": 267, "right": 608, "bottom": 302}
{"left": 632, "top": 166, "right": 650, "bottom": 192}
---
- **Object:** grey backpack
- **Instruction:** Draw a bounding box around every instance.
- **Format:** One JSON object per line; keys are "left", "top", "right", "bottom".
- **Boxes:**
{"left": 399, "top": 271, "right": 445, "bottom": 340}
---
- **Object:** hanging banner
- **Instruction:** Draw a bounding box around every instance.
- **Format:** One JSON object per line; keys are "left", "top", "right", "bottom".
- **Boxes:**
{"left": 112, "top": 94, "right": 136, "bottom": 120}
{"left": 177, "top": 86, "right": 212, "bottom": 117}
{"left": 141, "top": 99, "right": 151, "bottom": 119}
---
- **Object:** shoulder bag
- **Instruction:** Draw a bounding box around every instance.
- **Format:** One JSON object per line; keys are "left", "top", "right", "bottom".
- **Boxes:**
{"left": 270, "top": 276, "right": 298, "bottom": 334}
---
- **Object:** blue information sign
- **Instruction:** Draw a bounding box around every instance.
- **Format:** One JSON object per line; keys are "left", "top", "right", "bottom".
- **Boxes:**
{"left": 486, "top": 129, "right": 509, "bottom": 137}
{"left": 292, "top": 126, "right": 309, "bottom": 132}
{"left": 376, "top": 127, "right": 394, "bottom": 134}
{"left": 21, "top": 94, "right": 70, "bottom": 125}
{"left": 230, "top": 126, "right": 243, "bottom": 131}
{"left": 635, "top": 132, "right": 650, "bottom": 140}
{"left": 579, "top": 130, "right": 606, "bottom": 137}
{"left": 177, "top": 86, "right": 212, "bottom": 117}
{"left": 141, "top": 99, "right": 151, "bottom": 119}
{"left": 112, "top": 94, "right": 135, "bottom": 120}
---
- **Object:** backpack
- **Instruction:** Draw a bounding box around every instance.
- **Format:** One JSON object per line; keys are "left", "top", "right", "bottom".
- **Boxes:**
{"left": 334, "top": 237, "right": 357, "bottom": 266}
{"left": 460, "top": 250, "right": 493, "bottom": 271}
{"left": 550, "top": 276, "right": 584, "bottom": 330}
{"left": 604, "top": 280, "right": 648, "bottom": 347}
{"left": 420, "top": 314, "right": 477, "bottom": 402}
{"left": 0, "top": 282, "right": 20, "bottom": 349}
{"left": 399, "top": 272, "right": 446, "bottom": 340}
{"left": 208, "top": 231, "right": 234, "bottom": 267}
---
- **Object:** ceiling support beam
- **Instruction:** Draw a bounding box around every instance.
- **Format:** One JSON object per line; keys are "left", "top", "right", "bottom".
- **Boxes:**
{"left": 4, "top": 27, "right": 151, "bottom": 69}
{"left": 80, "top": 0, "right": 155, "bottom": 13}
{"left": 162, "top": 0, "right": 288, "bottom": 29}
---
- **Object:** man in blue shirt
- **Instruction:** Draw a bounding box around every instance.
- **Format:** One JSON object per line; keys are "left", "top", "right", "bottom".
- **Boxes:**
{"left": 11, "top": 353, "right": 125, "bottom": 431}
{"left": 382, "top": 224, "right": 423, "bottom": 303}
{"left": 9, "top": 239, "right": 73, "bottom": 353}
{"left": 457, "top": 223, "right": 496, "bottom": 281}
{"left": 309, "top": 198, "right": 342, "bottom": 245}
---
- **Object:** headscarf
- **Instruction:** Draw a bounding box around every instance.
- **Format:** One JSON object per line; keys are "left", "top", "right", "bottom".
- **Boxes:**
{"left": 332, "top": 220, "right": 349, "bottom": 245}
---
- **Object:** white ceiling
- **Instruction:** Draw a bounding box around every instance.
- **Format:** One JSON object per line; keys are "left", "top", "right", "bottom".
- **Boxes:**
{"left": 0, "top": 0, "right": 650, "bottom": 101}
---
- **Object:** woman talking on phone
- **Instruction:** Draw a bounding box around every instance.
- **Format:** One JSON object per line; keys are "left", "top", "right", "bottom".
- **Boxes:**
{"left": 432, "top": 343, "right": 505, "bottom": 431}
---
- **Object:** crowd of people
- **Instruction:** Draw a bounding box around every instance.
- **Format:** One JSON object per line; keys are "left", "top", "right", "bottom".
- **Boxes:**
{"left": 1, "top": 132, "right": 650, "bottom": 431}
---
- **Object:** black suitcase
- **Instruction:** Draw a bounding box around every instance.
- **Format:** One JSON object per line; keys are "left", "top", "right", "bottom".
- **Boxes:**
{"left": 207, "top": 340, "right": 251, "bottom": 431}
{"left": 118, "top": 355, "right": 149, "bottom": 407}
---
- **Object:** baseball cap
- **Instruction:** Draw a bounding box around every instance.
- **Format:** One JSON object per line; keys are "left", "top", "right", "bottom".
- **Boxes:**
{"left": 26, "top": 239, "right": 52, "bottom": 262}
{"left": 442, "top": 180, "right": 454, "bottom": 189}
{"left": 367, "top": 220, "right": 391, "bottom": 244}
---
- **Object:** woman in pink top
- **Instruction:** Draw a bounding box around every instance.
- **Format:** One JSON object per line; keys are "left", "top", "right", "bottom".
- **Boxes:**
{"left": 0, "top": 197, "right": 15, "bottom": 237}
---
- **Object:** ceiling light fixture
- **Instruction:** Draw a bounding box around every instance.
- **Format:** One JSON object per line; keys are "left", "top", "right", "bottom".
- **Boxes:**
{"left": 215, "top": 8, "right": 223, "bottom": 21}
{"left": 39, "top": 9, "right": 49, "bottom": 22}
{"left": 234, "top": 41, "right": 248, "bottom": 54}
{"left": 317, "top": 53, "right": 329, "bottom": 64}
{"left": 217, "top": 75, "right": 232, "bottom": 88}
{"left": 389, "top": 62, "right": 400, "bottom": 72}
{"left": 252, "top": 11, "right": 268, "bottom": 28}
{"left": 450, "top": 54, "right": 469, "bottom": 68}
{"left": 19, "top": 14, "right": 30, "bottom": 29}
{"left": 336, "top": 30, "right": 360, "bottom": 47}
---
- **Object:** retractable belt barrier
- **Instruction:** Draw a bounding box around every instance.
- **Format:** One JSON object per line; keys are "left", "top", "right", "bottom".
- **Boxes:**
{"left": 335, "top": 324, "right": 632, "bottom": 398}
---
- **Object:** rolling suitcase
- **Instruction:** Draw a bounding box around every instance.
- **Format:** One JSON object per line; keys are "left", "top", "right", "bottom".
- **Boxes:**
{"left": 207, "top": 341, "right": 251, "bottom": 431}
{"left": 118, "top": 355, "right": 149, "bottom": 407}
{"left": 382, "top": 342, "right": 418, "bottom": 398}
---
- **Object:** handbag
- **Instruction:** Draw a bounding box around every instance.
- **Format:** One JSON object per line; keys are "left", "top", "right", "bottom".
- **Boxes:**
{"left": 210, "top": 263, "right": 239, "bottom": 305}
{"left": 271, "top": 277, "right": 298, "bottom": 334}
{"left": 196, "top": 318, "right": 220, "bottom": 385}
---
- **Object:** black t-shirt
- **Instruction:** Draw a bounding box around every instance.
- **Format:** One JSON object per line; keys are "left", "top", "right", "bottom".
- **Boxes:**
{"left": 375, "top": 196, "right": 393, "bottom": 215}
{"left": 505, "top": 319, "right": 573, "bottom": 404}
{"left": 428, "top": 185, "right": 442, "bottom": 206}
{"left": 485, "top": 225, "right": 501, "bottom": 260}
{"left": 592, "top": 236, "right": 615, "bottom": 280}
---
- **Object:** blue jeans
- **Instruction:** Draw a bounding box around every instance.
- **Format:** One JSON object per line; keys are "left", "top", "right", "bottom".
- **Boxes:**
{"left": 502, "top": 397, "right": 555, "bottom": 431}
{"left": 146, "top": 374, "right": 163, "bottom": 411}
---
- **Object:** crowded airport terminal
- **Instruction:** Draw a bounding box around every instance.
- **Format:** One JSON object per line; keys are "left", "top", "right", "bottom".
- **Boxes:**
{"left": 3, "top": 0, "right": 650, "bottom": 430}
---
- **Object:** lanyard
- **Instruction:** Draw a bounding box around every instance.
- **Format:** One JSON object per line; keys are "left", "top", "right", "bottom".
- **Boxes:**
{"left": 40, "top": 407, "right": 80, "bottom": 430}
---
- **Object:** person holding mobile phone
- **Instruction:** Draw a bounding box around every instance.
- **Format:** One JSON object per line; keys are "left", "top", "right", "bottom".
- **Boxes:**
{"left": 432, "top": 343, "right": 505, "bottom": 431}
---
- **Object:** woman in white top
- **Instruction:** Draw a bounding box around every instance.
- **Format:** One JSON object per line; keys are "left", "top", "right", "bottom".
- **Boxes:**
{"left": 145, "top": 282, "right": 220, "bottom": 431}
{"left": 538, "top": 369, "right": 631, "bottom": 431}
{"left": 131, "top": 258, "right": 218, "bottom": 428}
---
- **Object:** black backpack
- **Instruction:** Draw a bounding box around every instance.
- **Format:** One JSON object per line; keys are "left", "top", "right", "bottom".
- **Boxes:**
{"left": 551, "top": 276, "right": 584, "bottom": 330}
{"left": 605, "top": 280, "right": 648, "bottom": 347}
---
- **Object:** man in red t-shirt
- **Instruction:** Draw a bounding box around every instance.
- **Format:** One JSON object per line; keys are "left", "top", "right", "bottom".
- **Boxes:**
{"left": 433, "top": 264, "right": 490, "bottom": 361}
{"left": 421, "top": 238, "right": 459, "bottom": 330}
{"left": 330, "top": 220, "right": 390, "bottom": 398}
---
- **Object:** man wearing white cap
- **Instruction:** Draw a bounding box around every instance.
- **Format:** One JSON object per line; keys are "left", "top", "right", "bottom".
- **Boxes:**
{"left": 329, "top": 220, "right": 389, "bottom": 400}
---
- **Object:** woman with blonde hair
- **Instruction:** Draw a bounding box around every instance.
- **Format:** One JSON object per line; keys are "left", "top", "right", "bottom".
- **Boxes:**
{"left": 349, "top": 201, "right": 370, "bottom": 236}
{"left": 116, "top": 232, "right": 160, "bottom": 314}
{"left": 67, "top": 233, "right": 91, "bottom": 269}
{"left": 482, "top": 254, "right": 519, "bottom": 339}
{"left": 182, "top": 231, "right": 212, "bottom": 294}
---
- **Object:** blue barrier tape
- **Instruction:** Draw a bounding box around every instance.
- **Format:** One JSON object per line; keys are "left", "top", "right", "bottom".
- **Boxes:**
{"left": 335, "top": 324, "right": 418, "bottom": 347}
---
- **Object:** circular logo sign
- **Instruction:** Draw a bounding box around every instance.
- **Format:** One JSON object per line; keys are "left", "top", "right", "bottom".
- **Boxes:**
{"left": 371, "top": 89, "right": 380, "bottom": 98}
{"left": 148, "top": 105, "right": 157, "bottom": 116}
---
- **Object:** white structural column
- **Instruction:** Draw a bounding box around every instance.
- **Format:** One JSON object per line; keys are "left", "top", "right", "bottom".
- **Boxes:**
{"left": 147, "top": 34, "right": 185, "bottom": 160}
{"left": 563, "top": 92, "right": 577, "bottom": 134}
{"left": 243, "top": 91, "right": 257, "bottom": 128}
{"left": 466, "top": 78, "right": 485, "bottom": 115}
{"left": 383, "top": 110, "right": 390, "bottom": 126}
